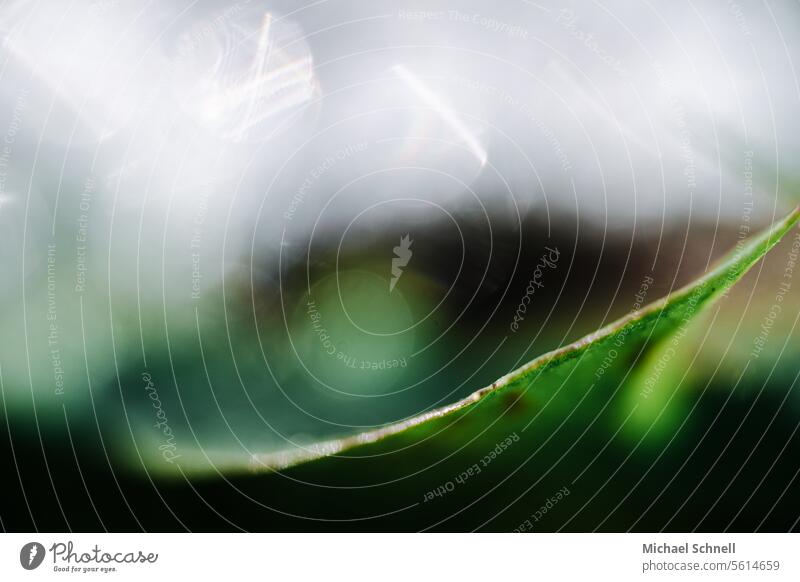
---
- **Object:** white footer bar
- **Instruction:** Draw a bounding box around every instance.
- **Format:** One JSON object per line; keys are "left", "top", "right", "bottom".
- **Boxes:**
{"left": 1, "top": 533, "right": 797, "bottom": 581}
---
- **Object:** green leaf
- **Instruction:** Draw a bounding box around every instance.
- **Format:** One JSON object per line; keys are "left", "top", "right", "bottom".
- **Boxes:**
{"left": 247, "top": 207, "right": 800, "bottom": 474}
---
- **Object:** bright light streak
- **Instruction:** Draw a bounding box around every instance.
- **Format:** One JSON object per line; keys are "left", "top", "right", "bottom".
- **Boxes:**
{"left": 191, "top": 11, "right": 317, "bottom": 142}
{"left": 392, "top": 64, "right": 487, "bottom": 166}
{"left": 237, "top": 12, "right": 273, "bottom": 141}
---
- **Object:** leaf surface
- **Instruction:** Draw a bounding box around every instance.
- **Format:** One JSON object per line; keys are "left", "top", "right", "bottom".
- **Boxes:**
{"left": 249, "top": 207, "right": 800, "bottom": 474}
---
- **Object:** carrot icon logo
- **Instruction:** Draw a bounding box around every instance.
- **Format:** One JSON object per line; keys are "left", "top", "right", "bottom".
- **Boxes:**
{"left": 19, "top": 542, "right": 45, "bottom": 570}
{"left": 390, "top": 235, "right": 413, "bottom": 292}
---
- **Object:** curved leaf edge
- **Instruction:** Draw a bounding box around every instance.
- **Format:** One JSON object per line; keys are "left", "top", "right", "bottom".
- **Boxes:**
{"left": 250, "top": 207, "right": 800, "bottom": 473}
